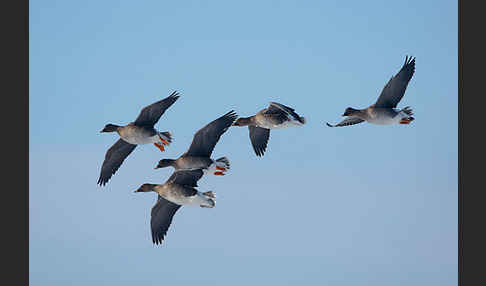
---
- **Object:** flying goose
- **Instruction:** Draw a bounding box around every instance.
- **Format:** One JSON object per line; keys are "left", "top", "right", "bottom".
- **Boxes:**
{"left": 155, "top": 110, "right": 238, "bottom": 176}
{"left": 97, "top": 91, "right": 180, "bottom": 186}
{"left": 134, "top": 169, "right": 215, "bottom": 245}
{"left": 327, "top": 56, "right": 416, "bottom": 127}
{"left": 232, "top": 102, "right": 306, "bottom": 156}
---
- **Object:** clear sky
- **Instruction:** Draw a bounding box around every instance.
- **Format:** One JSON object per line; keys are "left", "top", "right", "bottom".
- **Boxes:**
{"left": 30, "top": 1, "right": 457, "bottom": 285}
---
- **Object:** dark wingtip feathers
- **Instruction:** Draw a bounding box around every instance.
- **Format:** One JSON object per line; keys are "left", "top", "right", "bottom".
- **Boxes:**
{"left": 97, "top": 177, "right": 107, "bottom": 186}
{"left": 253, "top": 147, "right": 265, "bottom": 157}
{"left": 252, "top": 140, "right": 267, "bottom": 157}
{"left": 224, "top": 110, "right": 238, "bottom": 123}
{"left": 165, "top": 91, "right": 181, "bottom": 108}
{"left": 152, "top": 234, "right": 165, "bottom": 245}
{"left": 169, "top": 90, "right": 180, "bottom": 99}
{"left": 404, "top": 55, "right": 416, "bottom": 69}
{"left": 400, "top": 55, "right": 416, "bottom": 82}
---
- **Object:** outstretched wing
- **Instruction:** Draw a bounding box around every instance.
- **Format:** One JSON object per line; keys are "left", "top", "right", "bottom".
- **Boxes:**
{"left": 150, "top": 195, "right": 181, "bottom": 245}
{"left": 374, "top": 56, "right": 416, "bottom": 108}
{"left": 249, "top": 126, "right": 270, "bottom": 157}
{"left": 166, "top": 169, "right": 204, "bottom": 188}
{"left": 97, "top": 139, "right": 137, "bottom": 186}
{"left": 326, "top": 117, "right": 364, "bottom": 128}
{"left": 267, "top": 102, "right": 305, "bottom": 124}
{"left": 184, "top": 110, "right": 238, "bottom": 157}
{"left": 134, "top": 91, "right": 180, "bottom": 127}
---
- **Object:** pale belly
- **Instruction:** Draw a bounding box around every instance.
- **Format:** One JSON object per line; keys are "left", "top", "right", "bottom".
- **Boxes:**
{"left": 174, "top": 159, "right": 221, "bottom": 177}
{"left": 118, "top": 127, "right": 159, "bottom": 145}
{"left": 162, "top": 189, "right": 210, "bottom": 207}
{"left": 175, "top": 193, "right": 209, "bottom": 206}
{"left": 366, "top": 109, "right": 402, "bottom": 125}
{"left": 366, "top": 117, "right": 397, "bottom": 125}
{"left": 256, "top": 118, "right": 303, "bottom": 129}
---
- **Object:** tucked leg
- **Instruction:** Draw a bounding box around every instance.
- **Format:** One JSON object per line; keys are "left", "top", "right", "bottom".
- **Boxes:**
{"left": 158, "top": 135, "right": 170, "bottom": 146}
{"left": 400, "top": 117, "right": 415, "bottom": 124}
{"left": 154, "top": 143, "right": 165, "bottom": 152}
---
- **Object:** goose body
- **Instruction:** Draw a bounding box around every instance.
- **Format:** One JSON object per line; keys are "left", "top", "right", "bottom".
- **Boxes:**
{"left": 233, "top": 102, "right": 306, "bottom": 157}
{"left": 117, "top": 124, "right": 163, "bottom": 145}
{"left": 327, "top": 56, "right": 416, "bottom": 128}
{"left": 135, "top": 169, "right": 216, "bottom": 245}
{"left": 153, "top": 183, "right": 214, "bottom": 207}
{"left": 253, "top": 111, "right": 305, "bottom": 129}
{"left": 356, "top": 106, "right": 413, "bottom": 125}
{"left": 97, "top": 91, "right": 180, "bottom": 186}
{"left": 155, "top": 111, "right": 237, "bottom": 176}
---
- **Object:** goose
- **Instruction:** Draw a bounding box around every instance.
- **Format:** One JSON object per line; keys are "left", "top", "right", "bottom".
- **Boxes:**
{"left": 327, "top": 56, "right": 416, "bottom": 127}
{"left": 97, "top": 91, "right": 180, "bottom": 186}
{"left": 155, "top": 110, "right": 237, "bottom": 176}
{"left": 134, "top": 169, "right": 215, "bottom": 245}
{"left": 232, "top": 102, "right": 306, "bottom": 156}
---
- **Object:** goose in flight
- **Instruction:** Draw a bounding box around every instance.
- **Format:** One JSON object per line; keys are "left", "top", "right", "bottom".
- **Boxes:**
{"left": 326, "top": 56, "right": 416, "bottom": 127}
{"left": 232, "top": 102, "right": 306, "bottom": 156}
{"left": 97, "top": 91, "right": 180, "bottom": 186}
{"left": 134, "top": 169, "right": 216, "bottom": 245}
{"left": 155, "top": 110, "right": 238, "bottom": 176}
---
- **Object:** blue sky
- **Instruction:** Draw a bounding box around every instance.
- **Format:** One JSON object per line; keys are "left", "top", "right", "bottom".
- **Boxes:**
{"left": 30, "top": 1, "right": 457, "bottom": 285}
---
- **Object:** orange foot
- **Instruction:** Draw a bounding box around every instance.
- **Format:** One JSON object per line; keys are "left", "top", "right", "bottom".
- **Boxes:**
{"left": 216, "top": 166, "right": 226, "bottom": 171}
{"left": 400, "top": 117, "right": 415, "bottom": 124}
{"left": 154, "top": 143, "right": 165, "bottom": 152}
{"left": 158, "top": 135, "right": 169, "bottom": 146}
{"left": 214, "top": 171, "right": 225, "bottom": 176}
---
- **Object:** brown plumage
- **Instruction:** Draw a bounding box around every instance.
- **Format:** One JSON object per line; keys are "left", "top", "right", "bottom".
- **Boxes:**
{"left": 97, "top": 91, "right": 180, "bottom": 186}
{"left": 155, "top": 110, "right": 237, "bottom": 176}
{"left": 233, "top": 102, "right": 306, "bottom": 157}
{"left": 327, "top": 56, "right": 416, "bottom": 127}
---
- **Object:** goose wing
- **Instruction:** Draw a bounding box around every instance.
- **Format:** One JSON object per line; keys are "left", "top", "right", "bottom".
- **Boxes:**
{"left": 249, "top": 126, "right": 270, "bottom": 157}
{"left": 326, "top": 117, "right": 364, "bottom": 128}
{"left": 97, "top": 139, "right": 137, "bottom": 186}
{"left": 150, "top": 196, "right": 181, "bottom": 245}
{"left": 374, "top": 56, "right": 416, "bottom": 108}
{"left": 166, "top": 169, "right": 204, "bottom": 188}
{"left": 184, "top": 110, "right": 238, "bottom": 157}
{"left": 266, "top": 102, "right": 305, "bottom": 124}
{"left": 134, "top": 91, "right": 180, "bottom": 127}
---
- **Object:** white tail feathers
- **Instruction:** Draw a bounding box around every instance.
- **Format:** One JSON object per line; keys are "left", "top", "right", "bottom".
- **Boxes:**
{"left": 401, "top": 106, "right": 414, "bottom": 116}
{"left": 202, "top": 191, "right": 216, "bottom": 198}
{"left": 216, "top": 157, "right": 230, "bottom": 170}
{"left": 200, "top": 197, "right": 216, "bottom": 208}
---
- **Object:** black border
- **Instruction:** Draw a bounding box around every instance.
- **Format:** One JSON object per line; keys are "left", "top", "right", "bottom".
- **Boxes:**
{"left": 9, "top": 0, "right": 478, "bottom": 285}
{"left": 3, "top": 0, "right": 28, "bottom": 285}
{"left": 458, "top": 1, "right": 462, "bottom": 284}
{"left": 459, "top": 1, "right": 486, "bottom": 285}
